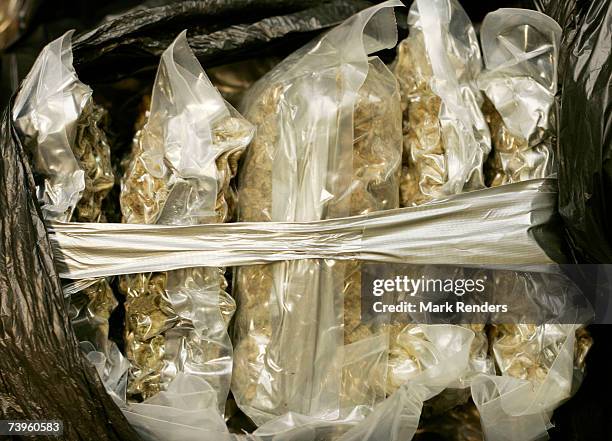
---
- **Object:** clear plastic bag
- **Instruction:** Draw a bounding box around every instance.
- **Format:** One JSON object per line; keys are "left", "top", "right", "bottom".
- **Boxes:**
{"left": 12, "top": 31, "right": 119, "bottom": 392}
{"left": 476, "top": 273, "right": 591, "bottom": 440}
{"left": 12, "top": 30, "right": 114, "bottom": 223}
{"left": 121, "top": 373, "right": 233, "bottom": 441}
{"left": 478, "top": 9, "right": 562, "bottom": 187}
{"left": 118, "top": 31, "right": 254, "bottom": 419}
{"left": 388, "top": 0, "right": 493, "bottom": 414}
{"left": 472, "top": 324, "right": 581, "bottom": 441}
{"left": 393, "top": 0, "right": 491, "bottom": 207}
{"left": 472, "top": 10, "right": 589, "bottom": 439}
{"left": 232, "top": 0, "right": 403, "bottom": 431}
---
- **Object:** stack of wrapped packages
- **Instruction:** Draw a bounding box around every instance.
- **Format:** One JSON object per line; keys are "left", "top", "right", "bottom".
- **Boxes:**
{"left": 389, "top": 2, "right": 592, "bottom": 440}
{"left": 10, "top": 1, "right": 593, "bottom": 440}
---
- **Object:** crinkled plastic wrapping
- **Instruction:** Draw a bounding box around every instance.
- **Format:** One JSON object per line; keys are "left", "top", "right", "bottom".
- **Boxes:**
{"left": 2, "top": 5, "right": 590, "bottom": 441}
{"left": 119, "top": 373, "right": 234, "bottom": 441}
{"left": 479, "top": 9, "right": 561, "bottom": 187}
{"left": 232, "top": 0, "right": 403, "bottom": 432}
{"left": 118, "top": 32, "right": 254, "bottom": 432}
{"left": 472, "top": 8, "right": 591, "bottom": 439}
{"left": 246, "top": 325, "right": 474, "bottom": 441}
{"left": 472, "top": 324, "right": 582, "bottom": 441}
{"left": 0, "top": 1, "right": 468, "bottom": 439}
{"left": 71, "top": 278, "right": 125, "bottom": 385}
{"left": 11, "top": 32, "right": 121, "bottom": 399}
{"left": 393, "top": 0, "right": 490, "bottom": 207}
{"left": 388, "top": 0, "right": 493, "bottom": 414}
{"left": 545, "top": 0, "right": 612, "bottom": 263}
{"left": 0, "top": 66, "right": 141, "bottom": 441}
{"left": 12, "top": 31, "right": 87, "bottom": 221}
{"left": 71, "top": 0, "right": 375, "bottom": 84}
{"left": 12, "top": 31, "right": 114, "bottom": 223}
{"left": 10, "top": 33, "right": 109, "bottom": 226}
{"left": 477, "top": 273, "right": 592, "bottom": 439}
{"left": 386, "top": 294, "right": 493, "bottom": 402}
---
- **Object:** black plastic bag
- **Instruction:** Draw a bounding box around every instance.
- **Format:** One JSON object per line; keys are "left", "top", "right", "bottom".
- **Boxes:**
{"left": 542, "top": 0, "right": 612, "bottom": 263}
{"left": 0, "top": 102, "right": 142, "bottom": 440}
{"left": 0, "top": 1, "right": 372, "bottom": 438}
{"left": 59, "top": 0, "right": 376, "bottom": 84}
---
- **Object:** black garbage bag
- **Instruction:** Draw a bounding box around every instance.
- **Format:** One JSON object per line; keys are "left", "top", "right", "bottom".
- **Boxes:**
{"left": 0, "top": 103, "right": 142, "bottom": 440}
{"left": 542, "top": 0, "right": 612, "bottom": 263}
{"left": 0, "top": 1, "right": 371, "bottom": 438}
{"left": 0, "top": 0, "right": 148, "bottom": 109}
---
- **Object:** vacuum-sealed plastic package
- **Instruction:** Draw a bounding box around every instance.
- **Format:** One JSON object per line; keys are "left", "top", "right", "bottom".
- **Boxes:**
{"left": 12, "top": 31, "right": 114, "bottom": 223}
{"left": 470, "top": 10, "right": 592, "bottom": 438}
{"left": 472, "top": 323, "right": 584, "bottom": 441}
{"left": 119, "top": 31, "right": 254, "bottom": 412}
{"left": 0, "top": 2, "right": 433, "bottom": 439}
{"left": 478, "top": 276, "right": 592, "bottom": 439}
{"left": 393, "top": 0, "right": 490, "bottom": 208}
{"left": 478, "top": 9, "right": 561, "bottom": 187}
{"left": 232, "top": 0, "right": 403, "bottom": 429}
{"left": 11, "top": 31, "right": 121, "bottom": 391}
{"left": 387, "top": 0, "right": 493, "bottom": 410}
{"left": 2, "top": 1, "right": 600, "bottom": 440}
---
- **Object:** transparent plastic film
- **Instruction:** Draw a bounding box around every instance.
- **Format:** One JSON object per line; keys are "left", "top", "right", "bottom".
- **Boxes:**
{"left": 233, "top": 0, "right": 402, "bottom": 431}
{"left": 70, "top": 278, "right": 130, "bottom": 398}
{"left": 12, "top": 32, "right": 119, "bottom": 396}
{"left": 121, "top": 373, "right": 233, "bottom": 441}
{"left": 12, "top": 31, "right": 114, "bottom": 222}
{"left": 385, "top": 267, "right": 495, "bottom": 401}
{"left": 393, "top": 0, "right": 490, "bottom": 208}
{"left": 472, "top": 11, "right": 583, "bottom": 440}
{"left": 12, "top": 31, "right": 86, "bottom": 221}
{"left": 121, "top": 30, "right": 253, "bottom": 225}
{"left": 118, "top": 30, "right": 254, "bottom": 424}
{"left": 478, "top": 9, "right": 562, "bottom": 187}
{"left": 337, "top": 325, "right": 475, "bottom": 441}
{"left": 472, "top": 324, "right": 581, "bottom": 441}
{"left": 390, "top": 0, "right": 493, "bottom": 411}
{"left": 387, "top": 325, "right": 475, "bottom": 392}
